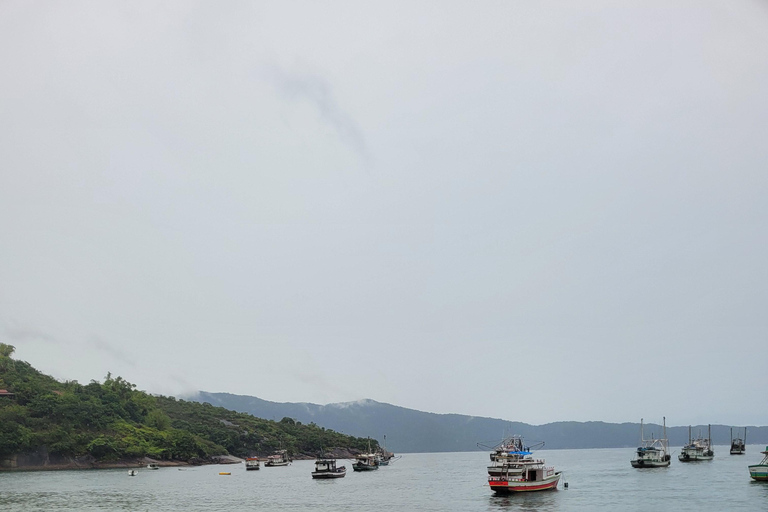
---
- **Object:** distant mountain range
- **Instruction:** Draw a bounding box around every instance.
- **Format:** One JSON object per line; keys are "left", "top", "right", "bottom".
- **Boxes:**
{"left": 188, "top": 392, "right": 768, "bottom": 453}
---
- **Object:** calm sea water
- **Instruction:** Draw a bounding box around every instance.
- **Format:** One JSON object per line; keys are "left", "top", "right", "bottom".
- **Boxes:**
{"left": 1, "top": 445, "right": 766, "bottom": 511}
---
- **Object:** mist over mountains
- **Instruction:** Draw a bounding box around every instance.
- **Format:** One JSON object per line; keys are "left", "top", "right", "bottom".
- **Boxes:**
{"left": 188, "top": 392, "right": 767, "bottom": 453}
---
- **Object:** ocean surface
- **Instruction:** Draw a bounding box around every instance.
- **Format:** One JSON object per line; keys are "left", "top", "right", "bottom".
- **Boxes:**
{"left": 1, "top": 445, "right": 766, "bottom": 511}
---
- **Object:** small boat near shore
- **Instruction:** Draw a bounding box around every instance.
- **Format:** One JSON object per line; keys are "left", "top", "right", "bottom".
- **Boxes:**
{"left": 128, "top": 470, "right": 137, "bottom": 476}
{"left": 630, "top": 418, "right": 671, "bottom": 468}
{"left": 245, "top": 457, "right": 261, "bottom": 470}
{"left": 731, "top": 427, "right": 746, "bottom": 455}
{"left": 147, "top": 463, "right": 159, "bottom": 470}
{"left": 311, "top": 458, "right": 346, "bottom": 479}
{"left": 375, "top": 435, "right": 398, "bottom": 466}
{"left": 679, "top": 425, "right": 714, "bottom": 462}
{"left": 749, "top": 446, "right": 768, "bottom": 481}
{"left": 265, "top": 449, "right": 291, "bottom": 467}
{"left": 352, "top": 453, "right": 379, "bottom": 471}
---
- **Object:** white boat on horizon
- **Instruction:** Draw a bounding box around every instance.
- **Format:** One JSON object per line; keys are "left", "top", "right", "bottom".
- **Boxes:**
{"left": 679, "top": 425, "right": 714, "bottom": 462}
{"left": 630, "top": 417, "right": 671, "bottom": 468}
{"left": 731, "top": 427, "right": 746, "bottom": 455}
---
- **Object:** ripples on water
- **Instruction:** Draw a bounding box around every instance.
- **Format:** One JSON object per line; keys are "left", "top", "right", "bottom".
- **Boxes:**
{"left": 1, "top": 445, "right": 766, "bottom": 511}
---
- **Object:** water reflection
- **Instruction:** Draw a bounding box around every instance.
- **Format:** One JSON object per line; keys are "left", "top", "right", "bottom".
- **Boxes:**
{"left": 487, "top": 490, "right": 560, "bottom": 511}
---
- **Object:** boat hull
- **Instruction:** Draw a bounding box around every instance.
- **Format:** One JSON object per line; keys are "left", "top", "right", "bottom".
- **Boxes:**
{"left": 312, "top": 470, "right": 346, "bottom": 479}
{"left": 265, "top": 461, "right": 289, "bottom": 467}
{"left": 749, "top": 465, "right": 768, "bottom": 481}
{"left": 631, "top": 459, "right": 670, "bottom": 468}
{"left": 678, "top": 453, "right": 713, "bottom": 462}
{"left": 489, "top": 472, "right": 560, "bottom": 493}
{"left": 352, "top": 464, "right": 379, "bottom": 471}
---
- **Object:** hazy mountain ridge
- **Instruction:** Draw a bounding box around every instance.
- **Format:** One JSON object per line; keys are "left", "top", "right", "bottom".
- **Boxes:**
{"left": 190, "top": 392, "right": 768, "bottom": 453}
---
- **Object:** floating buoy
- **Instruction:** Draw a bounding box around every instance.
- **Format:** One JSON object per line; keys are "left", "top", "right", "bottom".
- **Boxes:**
{"left": 219, "top": 472, "right": 231, "bottom": 475}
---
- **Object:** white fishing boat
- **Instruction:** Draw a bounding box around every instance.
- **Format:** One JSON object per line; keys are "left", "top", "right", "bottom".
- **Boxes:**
{"left": 311, "top": 458, "right": 347, "bottom": 479}
{"left": 679, "top": 425, "right": 714, "bottom": 462}
{"left": 748, "top": 446, "right": 768, "bottom": 481}
{"left": 147, "top": 463, "right": 159, "bottom": 470}
{"left": 128, "top": 469, "right": 137, "bottom": 476}
{"left": 487, "top": 455, "right": 561, "bottom": 493}
{"left": 245, "top": 457, "right": 261, "bottom": 470}
{"left": 630, "top": 418, "right": 671, "bottom": 468}
{"left": 730, "top": 427, "right": 746, "bottom": 455}
{"left": 265, "top": 449, "right": 291, "bottom": 467}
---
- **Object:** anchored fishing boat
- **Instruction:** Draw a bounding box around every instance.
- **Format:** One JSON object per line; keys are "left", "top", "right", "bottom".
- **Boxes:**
{"left": 679, "top": 425, "right": 714, "bottom": 462}
{"left": 486, "top": 436, "right": 536, "bottom": 477}
{"left": 245, "top": 457, "right": 261, "bottom": 470}
{"left": 265, "top": 449, "right": 291, "bottom": 467}
{"left": 630, "top": 417, "right": 671, "bottom": 468}
{"left": 731, "top": 427, "right": 746, "bottom": 455}
{"left": 375, "top": 435, "right": 399, "bottom": 466}
{"left": 352, "top": 452, "right": 379, "bottom": 471}
{"left": 487, "top": 455, "right": 561, "bottom": 493}
{"left": 311, "top": 458, "right": 346, "bottom": 479}
{"left": 749, "top": 447, "right": 768, "bottom": 481}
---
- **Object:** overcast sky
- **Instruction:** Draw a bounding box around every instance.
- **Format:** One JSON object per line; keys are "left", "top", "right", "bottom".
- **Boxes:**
{"left": 2, "top": 1, "right": 767, "bottom": 427}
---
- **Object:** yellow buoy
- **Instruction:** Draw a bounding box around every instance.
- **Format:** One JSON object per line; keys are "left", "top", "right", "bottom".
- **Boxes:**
{"left": 219, "top": 472, "right": 231, "bottom": 475}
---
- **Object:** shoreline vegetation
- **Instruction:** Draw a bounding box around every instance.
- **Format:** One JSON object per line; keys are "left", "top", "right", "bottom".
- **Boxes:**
{"left": 0, "top": 344, "right": 377, "bottom": 472}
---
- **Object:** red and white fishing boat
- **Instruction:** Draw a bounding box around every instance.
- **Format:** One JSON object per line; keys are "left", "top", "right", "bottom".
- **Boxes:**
{"left": 487, "top": 452, "right": 561, "bottom": 493}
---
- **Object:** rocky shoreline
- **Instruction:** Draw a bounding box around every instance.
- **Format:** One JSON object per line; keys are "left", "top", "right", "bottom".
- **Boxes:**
{"left": 0, "top": 447, "right": 365, "bottom": 472}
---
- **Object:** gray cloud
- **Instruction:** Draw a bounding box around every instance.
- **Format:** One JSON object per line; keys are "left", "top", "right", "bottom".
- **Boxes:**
{"left": 86, "top": 335, "right": 138, "bottom": 369}
{"left": 259, "top": 63, "right": 370, "bottom": 160}
{"left": 3, "top": 323, "right": 57, "bottom": 344}
{"left": 1, "top": 1, "right": 767, "bottom": 425}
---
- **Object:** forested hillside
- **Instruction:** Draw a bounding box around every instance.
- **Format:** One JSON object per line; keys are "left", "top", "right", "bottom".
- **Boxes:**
{"left": 193, "top": 391, "right": 768, "bottom": 453}
{"left": 0, "top": 344, "right": 375, "bottom": 467}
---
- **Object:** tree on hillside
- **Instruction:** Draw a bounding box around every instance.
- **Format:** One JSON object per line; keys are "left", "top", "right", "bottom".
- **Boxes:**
{"left": 0, "top": 343, "right": 15, "bottom": 358}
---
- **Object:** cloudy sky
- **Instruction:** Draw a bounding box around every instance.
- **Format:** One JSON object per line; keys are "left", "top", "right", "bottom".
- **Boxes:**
{"left": 2, "top": 1, "right": 767, "bottom": 427}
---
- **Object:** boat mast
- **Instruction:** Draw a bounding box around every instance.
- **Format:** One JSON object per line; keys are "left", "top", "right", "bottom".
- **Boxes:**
{"left": 640, "top": 418, "right": 644, "bottom": 443}
{"left": 663, "top": 417, "right": 667, "bottom": 451}
{"left": 688, "top": 425, "right": 692, "bottom": 445}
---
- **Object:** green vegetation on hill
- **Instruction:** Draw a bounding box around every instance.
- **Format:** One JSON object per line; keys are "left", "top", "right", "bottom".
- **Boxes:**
{"left": 157, "top": 396, "right": 377, "bottom": 457}
{"left": 0, "top": 344, "right": 376, "bottom": 464}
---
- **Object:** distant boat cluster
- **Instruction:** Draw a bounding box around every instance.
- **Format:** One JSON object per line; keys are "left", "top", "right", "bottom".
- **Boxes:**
{"left": 126, "top": 426, "right": 768, "bottom": 488}
{"left": 241, "top": 439, "right": 398, "bottom": 479}
{"left": 628, "top": 419, "right": 764, "bottom": 481}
